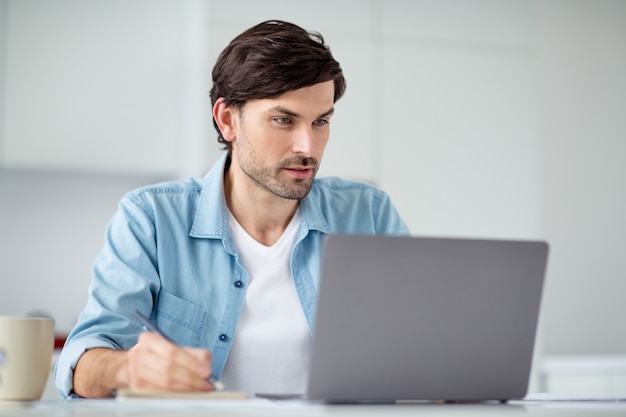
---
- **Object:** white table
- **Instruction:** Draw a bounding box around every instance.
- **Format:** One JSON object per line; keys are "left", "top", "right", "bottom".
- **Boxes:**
{"left": 1, "top": 398, "right": 625, "bottom": 417}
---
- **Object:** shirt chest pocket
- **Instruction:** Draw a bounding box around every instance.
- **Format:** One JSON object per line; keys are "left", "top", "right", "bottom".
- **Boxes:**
{"left": 155, "top": 290, "right": 208, "bottom": 347}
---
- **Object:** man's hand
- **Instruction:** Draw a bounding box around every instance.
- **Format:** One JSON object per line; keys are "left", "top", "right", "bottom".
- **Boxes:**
{"left": 73, "top": 332, "right": 215, "bottom": 398}
{"left": 127, "top": 332, "right": 215, "bottom": 392}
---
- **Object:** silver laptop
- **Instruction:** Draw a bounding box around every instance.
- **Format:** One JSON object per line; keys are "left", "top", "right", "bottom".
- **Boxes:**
{"left": 307, "top": 234, "right": 549, "bottom": 403}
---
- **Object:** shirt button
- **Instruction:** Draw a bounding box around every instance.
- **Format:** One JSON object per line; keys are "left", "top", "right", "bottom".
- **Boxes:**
{"left": 234, "top": 280, "right": 244, "bottom": 288}
{"left": 219, "top": 334, "right": 228, "bottom": 341}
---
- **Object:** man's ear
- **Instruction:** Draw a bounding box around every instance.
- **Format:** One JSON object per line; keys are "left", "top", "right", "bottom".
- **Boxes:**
{"left": 213, "top": 98, "right": 238, "bottom": 143}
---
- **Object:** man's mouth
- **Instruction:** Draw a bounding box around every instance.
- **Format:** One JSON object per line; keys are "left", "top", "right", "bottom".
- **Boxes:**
{"left": 284, "top": 167, "right": 314, "bottom": 179}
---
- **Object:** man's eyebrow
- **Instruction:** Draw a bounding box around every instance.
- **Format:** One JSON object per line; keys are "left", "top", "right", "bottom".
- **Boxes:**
{"left": 318, "top": 107, "right": 335, "bottom": 119}
{"left": 268, "top": 106, "right": 335, "bottom": 119}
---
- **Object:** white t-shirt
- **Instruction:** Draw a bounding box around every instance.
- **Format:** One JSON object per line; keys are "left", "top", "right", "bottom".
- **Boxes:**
{"left": 220, "top": 209, "right": 311, "bottom": 396}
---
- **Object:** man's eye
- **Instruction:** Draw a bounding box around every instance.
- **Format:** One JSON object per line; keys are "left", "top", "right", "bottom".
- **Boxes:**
{"left": 274, "top": 117, "right": 291, "bottom": 125}
{"left": 313, "top": 119, "right": 329, "bottom": 127}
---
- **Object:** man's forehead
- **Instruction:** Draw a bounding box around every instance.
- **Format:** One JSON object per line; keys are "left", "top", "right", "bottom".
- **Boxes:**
{"left": 243, "top": 81, "right": 335, "bottom": 112}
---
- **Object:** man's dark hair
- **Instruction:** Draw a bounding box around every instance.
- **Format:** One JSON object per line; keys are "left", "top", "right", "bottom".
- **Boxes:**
{"left": 210, "top": 20, "right": 346, "bottom": 151}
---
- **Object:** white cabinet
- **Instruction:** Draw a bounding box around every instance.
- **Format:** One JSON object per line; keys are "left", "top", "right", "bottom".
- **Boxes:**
{"left": 1, "top": 0, "right": 380, "bottom": 178}
{"left": 2, "top": 0, "right": 181, "bottom": 175}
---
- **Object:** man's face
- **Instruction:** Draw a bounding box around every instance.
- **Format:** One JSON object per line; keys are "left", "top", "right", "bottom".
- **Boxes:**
{"left": 230, "top": 81, "right": 335, "bottom": 200}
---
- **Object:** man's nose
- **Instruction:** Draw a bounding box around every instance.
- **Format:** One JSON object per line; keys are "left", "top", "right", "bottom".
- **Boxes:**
{"left": 292, "top": 126, "right": 316, "bottom": 155}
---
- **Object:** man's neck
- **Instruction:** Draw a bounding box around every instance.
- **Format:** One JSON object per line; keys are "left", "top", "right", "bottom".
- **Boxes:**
{"left": 224, "top": 164, "right": 299, "bottom": 247}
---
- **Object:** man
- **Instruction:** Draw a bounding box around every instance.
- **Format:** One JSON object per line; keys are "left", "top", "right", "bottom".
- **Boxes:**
{"left": 55, "top": 20, "right": 409, "bottom": 399}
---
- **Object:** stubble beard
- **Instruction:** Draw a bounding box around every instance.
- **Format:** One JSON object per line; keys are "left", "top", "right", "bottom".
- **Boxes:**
{"left": 242, "top": 156, "right": 318, "bottom": 200}
{"left": 236, "top": 130, "right": 319, "bottom": 200}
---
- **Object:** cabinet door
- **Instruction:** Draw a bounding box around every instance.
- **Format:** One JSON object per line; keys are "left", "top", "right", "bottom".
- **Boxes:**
{"left": 3, "top": 0, "right": 179, "bottom": 174}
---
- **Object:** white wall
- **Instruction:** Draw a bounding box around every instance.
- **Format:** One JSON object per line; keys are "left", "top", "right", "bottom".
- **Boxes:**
{"left": 0, "top": 169, "right": 166, "bottom": 333}
{"left": 379, "top": 1, "right": 540, "bottom": 240}
{"left": 0, "top": 0, "right": 7, "bottom": 158}
{"left": 537, "top": 0, "right": 626, "bottom": 356}
{"left": 0, "top": 0, "right": 624, "bottom": 363}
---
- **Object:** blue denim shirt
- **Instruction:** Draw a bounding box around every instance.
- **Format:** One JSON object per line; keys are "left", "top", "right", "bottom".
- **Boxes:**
{"left": 54, "top": 153, "right": 409, "bottom": 398}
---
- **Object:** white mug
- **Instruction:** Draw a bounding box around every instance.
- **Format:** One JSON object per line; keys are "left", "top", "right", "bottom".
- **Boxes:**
{"left": 0, "top": 316, "right": 54, "bottom": 401}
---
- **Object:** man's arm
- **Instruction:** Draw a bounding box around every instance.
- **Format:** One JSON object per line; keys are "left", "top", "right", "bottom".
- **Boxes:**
{"left": 73, "top": 348, "right": 129, "bottom": 398}
{"left": 73, "top": 332, "right": 215, "bottom": 398}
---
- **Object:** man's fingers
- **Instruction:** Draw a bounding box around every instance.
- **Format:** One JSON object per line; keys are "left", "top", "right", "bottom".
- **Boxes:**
{"left": 187, "top": 348, "right": 213, "bottom": 378}
{"left": 129, "top": 332, "right": 214, "bottom": 391}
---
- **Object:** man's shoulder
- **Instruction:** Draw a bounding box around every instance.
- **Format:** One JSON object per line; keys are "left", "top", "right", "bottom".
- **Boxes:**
{"left": 308, "top": 176, "right": 390, "bottom": 212}
{"left": 123, "top": 155, "right": 227, "bottom": 204}
{"left": 113, "top": 177, "right": 208, "bottom": 226}
{"left": 305, "top": 176, "right": 407, "bottom": 234}
{"left": 310, "top": 176, "right": 388, "bottom": 203}
{"left": 124, "top": 177, "right": 204, "bottom": 200}
{"left": 119, "top": 177, "right": 206, "bottom": 216}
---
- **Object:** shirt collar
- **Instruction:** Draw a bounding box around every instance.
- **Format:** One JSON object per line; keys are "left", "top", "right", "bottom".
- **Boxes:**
{"left": 189, "top": 153, "right": 230, "bottom": 240}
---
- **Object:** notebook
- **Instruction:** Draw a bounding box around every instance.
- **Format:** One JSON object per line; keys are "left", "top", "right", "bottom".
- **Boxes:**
{"left": 306, "top": 234, "right": 549, "bottom": 403}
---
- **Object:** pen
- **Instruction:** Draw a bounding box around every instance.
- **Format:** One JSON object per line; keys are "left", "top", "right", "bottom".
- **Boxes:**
{"left": 133, "top": 310, "right": 225, "bottom": 391}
